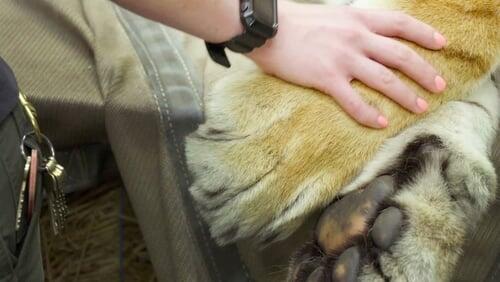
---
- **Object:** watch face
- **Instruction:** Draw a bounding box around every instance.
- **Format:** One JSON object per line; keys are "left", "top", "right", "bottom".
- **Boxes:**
{"left": 252, "top": 0, "right": 278, "bottom": 30}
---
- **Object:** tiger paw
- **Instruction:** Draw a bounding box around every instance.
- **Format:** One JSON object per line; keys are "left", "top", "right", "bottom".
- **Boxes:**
{"left": 288, "top": 137, "right": 496, "bottom": 282}
{"left": 288, "top": 175, "right": 403, "bottom": 282}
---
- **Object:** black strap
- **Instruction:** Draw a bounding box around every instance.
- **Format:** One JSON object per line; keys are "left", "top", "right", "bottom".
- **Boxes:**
{"left": 206, "top": 43, "right": 231, "bottom": 68}
{"left": 205, "top": 30, "right": 266, "bottom": 68}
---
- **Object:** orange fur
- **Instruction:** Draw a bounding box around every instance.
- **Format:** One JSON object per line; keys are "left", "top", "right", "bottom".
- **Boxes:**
{"left": 186, "top": 0, "right": 500, "bottom": 244}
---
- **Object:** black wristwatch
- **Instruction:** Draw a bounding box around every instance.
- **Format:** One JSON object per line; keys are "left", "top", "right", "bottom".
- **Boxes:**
{"left": 206, "top": 0, "right": 278, "bottom": 68}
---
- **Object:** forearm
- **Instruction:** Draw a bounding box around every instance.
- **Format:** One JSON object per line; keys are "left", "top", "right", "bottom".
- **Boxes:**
{"left": 112, "top": 0, "right": 242, "bottom": 43}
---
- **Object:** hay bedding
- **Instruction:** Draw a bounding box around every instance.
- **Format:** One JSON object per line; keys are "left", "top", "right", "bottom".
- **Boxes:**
{"left": 40, "top": 182, "right": 157, "bottom": 281}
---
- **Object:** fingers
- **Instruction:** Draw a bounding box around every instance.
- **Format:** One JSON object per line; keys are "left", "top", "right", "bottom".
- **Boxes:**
{"left": 364, "top": 35, "right": 446, "bottom": 94}
{"left": 351, "top": 58, "right": 428, "bottom": 114}
{"left": 325, "top": 80, "right": 388, "bottom": 128}
{"left": 359, "top": 10, "right": 447, "bottom": 50}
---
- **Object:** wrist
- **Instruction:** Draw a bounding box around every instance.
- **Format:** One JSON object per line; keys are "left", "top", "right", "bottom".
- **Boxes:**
{"left": 207, "top": 1, "right": 244, "bottom": 43}
{"left": 247, "top": 0, "right": 292, "bottom": 66}
{"left": 206, "top": 0, "right": 280, "bottom": 67}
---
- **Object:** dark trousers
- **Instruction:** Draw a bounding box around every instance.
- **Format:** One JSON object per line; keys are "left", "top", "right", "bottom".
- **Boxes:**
{"left": 0, "top": 104, "right": 43, "bottom": 282}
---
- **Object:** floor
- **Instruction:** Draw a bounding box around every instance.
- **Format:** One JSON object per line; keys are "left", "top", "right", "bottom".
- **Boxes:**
{"left": 40, "top": 182, "right": 157, "bottom": 282}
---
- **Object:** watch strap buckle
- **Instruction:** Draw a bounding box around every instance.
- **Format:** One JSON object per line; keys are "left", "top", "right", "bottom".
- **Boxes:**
{"left": 205, "top": 42, "right": 231, "bottom": 68}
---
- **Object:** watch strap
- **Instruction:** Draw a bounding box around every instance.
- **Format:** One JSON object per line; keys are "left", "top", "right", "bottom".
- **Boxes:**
{"left": 226, "top": 31, "right": 267, "bottom": 52}
{"left": 205, "top": 42, "right": 232, "bottom": 68}
{"left": 206, "top": 28, "right": 268, "bottom": 68}
{"left": 206, "top": 0, "right": 277, "bottom": 68}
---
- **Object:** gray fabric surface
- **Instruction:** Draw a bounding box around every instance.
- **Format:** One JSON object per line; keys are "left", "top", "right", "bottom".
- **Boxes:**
{"left": 0, "top": 1, "right": 212, "bottom": 280}
{"left": 0, "top": 0, "right": 250, "bottom": 281}
{"left": 115, "top": 7, "right": 251, "bottom": 282}
{"left": 0, "top": 0, "right": 108, "bottom": 148}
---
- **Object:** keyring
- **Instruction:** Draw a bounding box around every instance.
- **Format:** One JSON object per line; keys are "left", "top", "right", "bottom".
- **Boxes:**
{"left": 20, "top": 131, "right": 55, "bottom": 170}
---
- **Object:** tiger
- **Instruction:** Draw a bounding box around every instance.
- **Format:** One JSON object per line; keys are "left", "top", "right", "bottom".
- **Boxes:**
{"left": 185, "top": 0, "right": 500, "bottom": 280}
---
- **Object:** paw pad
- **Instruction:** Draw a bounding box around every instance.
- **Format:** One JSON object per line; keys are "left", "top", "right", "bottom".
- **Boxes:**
{"left": 291, "top": 175, "right": 403, "bottom": 282}
{"left": 316, "top": 175, "right": 395, "bottom": 254}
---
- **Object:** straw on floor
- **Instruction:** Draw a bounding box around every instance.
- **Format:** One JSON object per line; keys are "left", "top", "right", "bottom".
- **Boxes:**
{"left": 40, "top": 182, "right": 157, "bottom": 281}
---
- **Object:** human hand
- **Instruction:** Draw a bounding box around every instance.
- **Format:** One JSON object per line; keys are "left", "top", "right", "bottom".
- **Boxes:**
{"left": 248, "top": 1, "right": 447, "bottom": 128}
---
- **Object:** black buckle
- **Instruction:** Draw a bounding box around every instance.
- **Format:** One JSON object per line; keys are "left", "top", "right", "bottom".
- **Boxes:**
{"left": 205, "top": 42, "right": 231, "bottom": 68}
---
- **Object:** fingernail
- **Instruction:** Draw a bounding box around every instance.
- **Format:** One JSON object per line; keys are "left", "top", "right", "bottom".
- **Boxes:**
{"left": 435, "top": 75, "right": 447, "bottom": 92}
{"left": 416, "top": 97, "right": 428, "bottom": 113}
{"left": 377, "top": 115, "right": 388, "bottom": 128}
{"left": 434, "top": 32, "right": 447, "bottom": 47}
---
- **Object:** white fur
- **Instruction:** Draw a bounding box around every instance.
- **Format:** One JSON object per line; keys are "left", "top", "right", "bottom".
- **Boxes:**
{"left": 341, "top": 79, "right": 499, "bottom": 196}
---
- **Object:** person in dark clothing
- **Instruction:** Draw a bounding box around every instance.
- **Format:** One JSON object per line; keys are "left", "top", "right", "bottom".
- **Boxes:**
{"left": 0, "top": 58, "right": 18, "bottom": 121}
